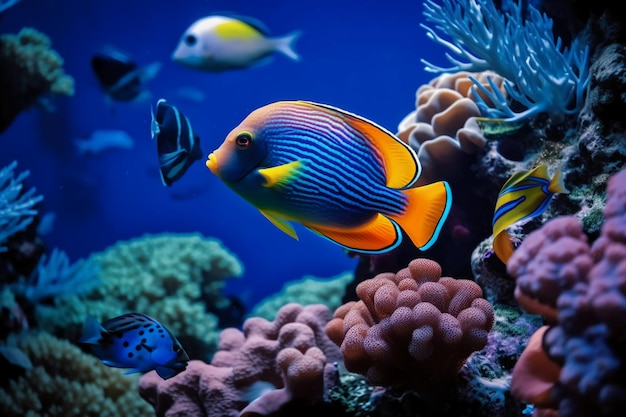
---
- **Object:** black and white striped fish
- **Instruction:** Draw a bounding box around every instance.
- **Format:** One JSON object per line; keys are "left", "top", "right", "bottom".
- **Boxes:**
{"left": 151, "top": 99, "right": 202, "bottom": 186}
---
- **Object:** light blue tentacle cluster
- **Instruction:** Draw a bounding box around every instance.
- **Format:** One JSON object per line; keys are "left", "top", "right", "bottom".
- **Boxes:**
{"left": 0, "top": 161, "right": 43, "bottom": 252}
{"left": 421, "top": 0, "right": 590, "bottom": 122}
{"left": 23, "top": 247, "right": 101, "bottom": 303}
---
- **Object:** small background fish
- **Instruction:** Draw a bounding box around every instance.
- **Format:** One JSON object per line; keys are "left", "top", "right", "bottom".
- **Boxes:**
{"left": 74, "top": 130, "right": 134, "bottom": 155}
{"left": 80, "top": 312, "right": 189, "bottom": 379}
{"left": 150, "top": 99, "right": 202, "bottom": 186}
{"left": 91, "top": 46, "right": 161, "bottom": 102}
{"left": 172, "top": 14, "right": 301, "bottom": 71}
{"left": 492, "top": 164, "right": 569, "bottom": 263}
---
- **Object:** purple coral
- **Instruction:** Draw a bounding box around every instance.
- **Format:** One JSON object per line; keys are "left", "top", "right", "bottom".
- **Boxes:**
{"left": 139, "top": 303, "right": 341, "bottom": 417}
{"left": 508, "top": 168, "right": 626, "bottom": 417}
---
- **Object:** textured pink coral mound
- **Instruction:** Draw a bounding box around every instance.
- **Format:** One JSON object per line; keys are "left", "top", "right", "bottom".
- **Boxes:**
{"left": 139, "top": 303, "right": 341, "bottom": 417}
{"left": 325, "top": 258, "right": 493, "bottom": 391}
{"left": 509, "top": 168, "right": 626, "bottom": 417}
{"left": 507, "top": 216, "right": 593, "bottom": 321}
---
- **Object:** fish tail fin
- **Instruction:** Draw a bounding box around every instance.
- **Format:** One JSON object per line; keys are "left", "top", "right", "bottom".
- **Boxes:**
{"left": 548, "top": 166, "right": 569, "bottom": 194}
{"left": 79, "top": 316, "right": 104, "bottom": 345}
{"left": 390, "top": 181, "right": 452, "bottom": 251}
{"left": 274, "top": 30, "right": 302, "bottom": 61}
{"left": 493, "top": 231, "right": 515, "bottom": 264}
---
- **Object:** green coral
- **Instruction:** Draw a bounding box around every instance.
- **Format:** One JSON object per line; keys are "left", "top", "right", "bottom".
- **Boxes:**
{"left": 0, "top": 27, "right": 74, "bottom": 132}
{"left": 249, "top": 271, "right": 353, "bottom": 320}
{"left": 325, "top": 371, "right": 375, "bottom": 417}
{"left": 0, "top": 330, "right": 153, "bottom": 417}
{"left": 34, "top": 233, "right": 243, "bottom": 359}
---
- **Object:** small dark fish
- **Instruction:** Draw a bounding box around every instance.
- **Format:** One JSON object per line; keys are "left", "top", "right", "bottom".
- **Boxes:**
{"left": 150, "top": 99, "right": 202, "bottom": 186}
{"left": 91, "top": 47, "right": 161, "bottom": 102}
{"left": 80, "top": 312, "right": 189, "bottom": 379}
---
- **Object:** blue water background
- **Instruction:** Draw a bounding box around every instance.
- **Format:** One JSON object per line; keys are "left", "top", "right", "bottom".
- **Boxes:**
{"left": 1, "top": 0, "right": 436, "bottom": 309}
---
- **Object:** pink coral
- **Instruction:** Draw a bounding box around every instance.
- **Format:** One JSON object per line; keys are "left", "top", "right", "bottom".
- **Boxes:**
{"left": 507, "top": 216, "right": 594, "bottom": 322}
{"left": 139, "top": 303, "right": 341, "bottom": 416}
{"left": 508, "top": 168, "right": 626, "bottom": 417}
{"left": 325, "top": 258, "right": 493, "bottom": 393}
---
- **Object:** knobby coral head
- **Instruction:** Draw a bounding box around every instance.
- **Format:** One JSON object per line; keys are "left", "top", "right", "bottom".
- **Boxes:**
{"left": 508, "top": 168, "right": 626, "bottom": 417}
{"left": 325, "top": 258, "right": 494, "bottom": 393}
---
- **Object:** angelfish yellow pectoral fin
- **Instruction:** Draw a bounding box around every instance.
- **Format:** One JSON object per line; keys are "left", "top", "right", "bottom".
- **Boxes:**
{"left": 258, "top": 161, "right": 304, "bottom": 188}
{"left": 305, "top": 214, "right": 401, "bottom": 254}
{"left": 259, "top": 209, "right": 299, "bottom": 240}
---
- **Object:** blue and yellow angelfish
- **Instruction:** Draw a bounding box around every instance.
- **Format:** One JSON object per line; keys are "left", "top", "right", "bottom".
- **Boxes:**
{"left": 207, "top": 101, "right": 452, "bottom": 254}
{"left": 492, "top": 164, "right": 569, "bottom": 263}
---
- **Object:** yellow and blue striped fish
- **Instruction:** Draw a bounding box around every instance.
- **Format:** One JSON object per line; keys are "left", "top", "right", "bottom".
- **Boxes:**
{"left": 492, "top": 164, "right": 569, "bottom": 263}
{"left": 206, "top": 101, "right": 452, "bottom": 254}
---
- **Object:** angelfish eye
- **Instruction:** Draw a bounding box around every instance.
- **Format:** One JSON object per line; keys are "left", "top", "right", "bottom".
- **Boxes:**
{"left": 235, "top": 131, "right": 253, "bottom": 150}
{"left": 173, "top": 344, "right": 181, "bottom": 352}
{"left": 184, "top": 34, "right": 197, "bottom": 46}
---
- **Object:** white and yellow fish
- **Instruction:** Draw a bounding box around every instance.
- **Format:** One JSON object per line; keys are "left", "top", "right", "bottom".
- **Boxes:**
{"left": 172, "top": 15, "right": 302, "bottom": 72}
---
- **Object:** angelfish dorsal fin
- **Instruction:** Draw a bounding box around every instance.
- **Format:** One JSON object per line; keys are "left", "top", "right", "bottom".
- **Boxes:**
{"left": 294, "top": 101, "right": 421, "bottom": 189}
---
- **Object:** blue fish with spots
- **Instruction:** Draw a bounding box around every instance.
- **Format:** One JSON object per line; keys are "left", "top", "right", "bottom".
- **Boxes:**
{"left": 79, "top": 312, "right": 189, "bottom": 379}
{"left": 206, "top": 100, "right": 452, "bottom": 254}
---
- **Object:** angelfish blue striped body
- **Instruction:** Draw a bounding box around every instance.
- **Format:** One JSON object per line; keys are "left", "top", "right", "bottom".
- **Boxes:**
{"left": 80, "top": 312, "right": 189, "bottom": 379}
{"left": 256, "top": 105, "right": 407, "bottom": 226}
{"left": 207, "top": 101, "right": 452, "bottom": 254}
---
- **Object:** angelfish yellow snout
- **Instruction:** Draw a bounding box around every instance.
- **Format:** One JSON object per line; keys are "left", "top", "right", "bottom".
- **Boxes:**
{"left": 206, "top": 153, "right": 219, "bottom": 174}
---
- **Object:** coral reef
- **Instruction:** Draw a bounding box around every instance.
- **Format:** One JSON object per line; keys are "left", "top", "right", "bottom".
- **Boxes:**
{"left": 249, "top": 271, "right": 353, "bottom": 320}
{"left": 33, "top": 233, "right": 243, "bottom": 360}
{"left": 0, "top": 330, "right": 153, "bottom": 417}
{"left": 507, "top": 168, "right": 626, "bottom": 417}
{"left": 420, "top": 0, "right": 589, "bottom": 122}
{"left": 0, "top": 28, "right": 74, "bottom": 132}
{"left": 397, "top": 70, "right": 505, "bottom": 185}
{"left": 139, "top": 303, "right": 342, "bottom": 416}
{"left": 20, "top": 247, "right": 100, "bottom": 304}
{"left": 325, "top": 258, "right": 494, "bottom": 400}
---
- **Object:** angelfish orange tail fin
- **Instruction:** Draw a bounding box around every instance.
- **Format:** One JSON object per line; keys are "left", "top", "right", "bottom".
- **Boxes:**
{"left": 389, "top": 181, "right": 452, "bottom": 250}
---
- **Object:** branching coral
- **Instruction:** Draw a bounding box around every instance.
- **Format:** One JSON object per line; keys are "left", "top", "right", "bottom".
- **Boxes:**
{"left": 0, "top": 27, "right": 75, "bottom": 132}
{"left": 139, "top": 303, "right": 342, "bottom": 416}
{"left": 20, "top": 247, "right": 101, "bottom": 303}
{"left": 420, "top": 0, "right": 589, "bottom": 122}
{"left": 325, "top": 258, "right": 494, "bottom": 395}
{"left": 0, "top": 161, "right": 43, "bottom": 252}
{"left": 0, "top": 330, "right": 153, "bottom": 417}
{"left": 508, "top": 168, "right": 626, "bottom": 417}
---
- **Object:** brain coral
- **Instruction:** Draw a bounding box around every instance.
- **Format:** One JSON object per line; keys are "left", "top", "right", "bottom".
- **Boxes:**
{"left": 34, "top": 233, "right": 243, "bottom": 359}
{"left": 397, "top": 71, "right": 505, "bottom": 184}
{"left": 0, "top": 330, "right": 152, "bottom": 417}
{"left": 325, "top": 258, "right": 494, "bottom": 393}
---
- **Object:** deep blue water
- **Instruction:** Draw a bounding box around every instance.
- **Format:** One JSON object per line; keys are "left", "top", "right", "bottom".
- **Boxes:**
{"left": 1, "top": 0, "right": 435, "bottom": 308}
